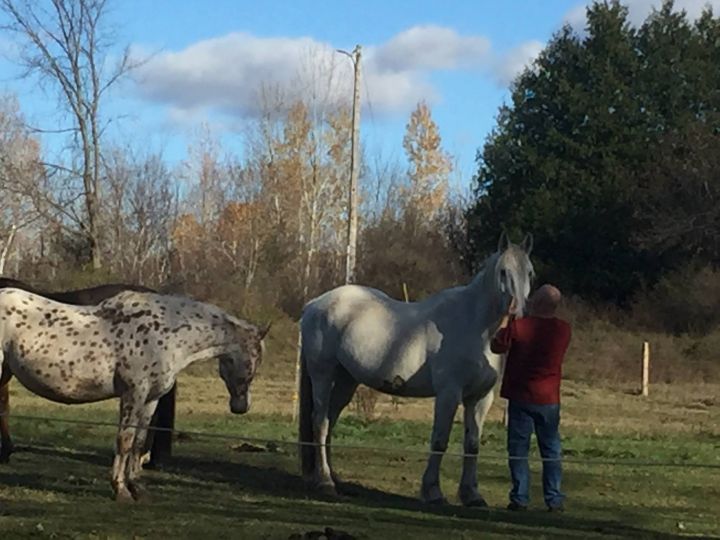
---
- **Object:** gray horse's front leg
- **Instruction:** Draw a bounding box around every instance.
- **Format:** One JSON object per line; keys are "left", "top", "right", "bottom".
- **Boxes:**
{"left": 458, "top": 392, "right": 494, "bottom": 507}
{"left": 421, "top": 390, "right": 460, "bottom": 504}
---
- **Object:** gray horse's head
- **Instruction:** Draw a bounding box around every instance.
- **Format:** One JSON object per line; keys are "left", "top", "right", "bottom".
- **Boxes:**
{"left": 495, "top": 231, "right": 535, "bottom": 317}
{"left": 218, "top": 322, "right": 271, "bottom": 414}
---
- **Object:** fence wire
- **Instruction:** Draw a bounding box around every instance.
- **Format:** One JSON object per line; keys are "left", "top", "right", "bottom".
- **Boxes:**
{"left": 2, "top": 412, "right": 719, "bottom": 469}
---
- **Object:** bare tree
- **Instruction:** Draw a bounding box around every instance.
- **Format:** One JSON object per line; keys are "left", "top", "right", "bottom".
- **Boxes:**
{"left": 0, "top": 0, "right": 140, "bottom": 269}
{"left": 0, "top": 93, "right": 44, "bottom": 274}
{"left": 181, "top": 126, "right": 230, "bottom": 229}
{"left": 102, "top": 146, "right": 177, "bottom": 283}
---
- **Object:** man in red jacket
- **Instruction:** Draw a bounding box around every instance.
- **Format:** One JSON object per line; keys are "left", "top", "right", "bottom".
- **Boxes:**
{"left": 491, "top": 284, "right": 571, "bottom": 512}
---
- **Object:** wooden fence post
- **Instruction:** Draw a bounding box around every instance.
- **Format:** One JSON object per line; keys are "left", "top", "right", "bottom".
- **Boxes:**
{"left": 641, "top": 341, "right": 650, "bottom": 397}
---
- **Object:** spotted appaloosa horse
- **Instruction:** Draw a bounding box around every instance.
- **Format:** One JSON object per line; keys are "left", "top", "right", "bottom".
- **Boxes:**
{"left": 0, "top": 287, "right": 270, "bottom": 501}
{"left": 0, "top": 277, "right": 176, "bottom": 467}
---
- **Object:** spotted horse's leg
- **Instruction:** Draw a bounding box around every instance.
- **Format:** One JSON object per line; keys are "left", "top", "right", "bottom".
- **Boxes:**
{"left": 127, "top": 399, "right": 161, "bottom": 500}
{"left": 112, "top": 389, "right": 153, "bottom": 502}
{"left": 0, "top": 369, "right": 14, "bottom": 464}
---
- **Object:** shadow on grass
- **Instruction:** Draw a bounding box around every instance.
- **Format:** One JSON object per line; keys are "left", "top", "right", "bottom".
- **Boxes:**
{"left": 162, "top": 453, "right": 700, "bottom": 540}
{"left": 14, "top": 443, "right": 112, "bottom": 467}
{"left": 3, "top": 445, "right": 716, "bottom": 540}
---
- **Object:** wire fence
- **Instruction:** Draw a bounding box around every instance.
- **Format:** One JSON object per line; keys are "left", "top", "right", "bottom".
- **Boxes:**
{"left": 3, "top": 411, "right": 719, "bottom": 469}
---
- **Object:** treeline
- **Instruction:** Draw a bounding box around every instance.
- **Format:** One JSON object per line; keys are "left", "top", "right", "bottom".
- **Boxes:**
{"left": 0, "top": 90, "right": 464, "bottom": 319}
{"left": 465, "top": 0, "right": 720, "bottom": 334}
{"left": 1, "top": 0, "right": 719, "bottom": 346}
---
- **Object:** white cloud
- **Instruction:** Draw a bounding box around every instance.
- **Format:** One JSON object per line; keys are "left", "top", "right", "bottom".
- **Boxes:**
{"left": 565, "top": 0, "right": 720, "bottom": 31}
{"left": 370, "top": 25, "right": 491, "bottom": 72}
{"left": 133, "top": 26, "right": 523, "bottom": 125}
{"left": 492, "top": 40, "right": 545, "bottom": 86}
{"left": 135, "top": 33, "right": 338, "bottom": 118}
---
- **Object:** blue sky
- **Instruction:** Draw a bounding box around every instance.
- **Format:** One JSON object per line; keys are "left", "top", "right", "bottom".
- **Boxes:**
{"left": 1, "top": 0, "right": 717, "bottom": 191}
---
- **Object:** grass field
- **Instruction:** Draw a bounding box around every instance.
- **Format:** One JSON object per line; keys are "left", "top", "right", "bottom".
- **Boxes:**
{"left": 1, "top": 357, "right": 719, "bottom": 539}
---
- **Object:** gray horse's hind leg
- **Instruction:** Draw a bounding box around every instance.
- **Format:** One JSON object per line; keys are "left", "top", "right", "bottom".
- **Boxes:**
{"left": 421, "top": 389, "right": 461, "bottom": 504}
{"left": 327, "top": 367, "right": 358, "bottom": 485}
{"left": 307, "top": 365, "right": 337, "bottom": 494}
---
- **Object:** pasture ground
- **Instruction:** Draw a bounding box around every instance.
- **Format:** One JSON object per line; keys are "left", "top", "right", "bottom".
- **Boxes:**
{"left": 0, "top": 358, "right": 718, "bottom": 539}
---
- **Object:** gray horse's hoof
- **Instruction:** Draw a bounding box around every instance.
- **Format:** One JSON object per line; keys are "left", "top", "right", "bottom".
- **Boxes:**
{"left": 462, "top": 496, "right": 489, "bottom": 508}
{"left": 421, "top": 482, "right": 447, "bottom": 505}
{"left": 315, "top": 481, "right": 338, "bottom": 497}
{"left": 459, "top": 487, "right": 489, "bottom": 508}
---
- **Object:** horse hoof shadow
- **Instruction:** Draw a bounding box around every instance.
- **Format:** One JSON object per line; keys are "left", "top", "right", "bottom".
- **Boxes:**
{"left": 315, "top": 483, "right": 338, "bottom": 498}
{"left": 423, "top": 496, "right": 450, "bottom": 506}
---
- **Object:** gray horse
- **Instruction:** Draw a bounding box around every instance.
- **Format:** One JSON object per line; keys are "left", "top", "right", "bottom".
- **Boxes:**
{"left": 299, "top": 232, "right": 533, "bottom": 506}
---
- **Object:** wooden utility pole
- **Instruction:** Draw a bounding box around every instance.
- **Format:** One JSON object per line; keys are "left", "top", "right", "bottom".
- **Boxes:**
{"left": 342, "top": 45, "right": 362, "bottom": 285}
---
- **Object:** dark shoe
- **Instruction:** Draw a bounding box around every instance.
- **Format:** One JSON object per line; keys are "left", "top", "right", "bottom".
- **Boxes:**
{"left": 547, "top": 503, "right": 565, "bottom": 512}
{"left": 507, "top": 501, "right": 528, "bottom": 511}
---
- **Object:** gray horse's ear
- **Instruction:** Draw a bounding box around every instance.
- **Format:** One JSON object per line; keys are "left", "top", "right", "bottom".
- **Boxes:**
{"left": 521, "top": 233, "right": 533, "bottom": 255}
{"left": 497, "top": 230, "right": 510, "bottom": 252}
{"left": 258, "top": 321, "right": 272, "bottom": 341}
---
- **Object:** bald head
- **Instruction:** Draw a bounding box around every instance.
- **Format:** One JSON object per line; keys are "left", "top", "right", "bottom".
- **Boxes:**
{"left": 528, "top": 284, "right": 562, "bottom": 318}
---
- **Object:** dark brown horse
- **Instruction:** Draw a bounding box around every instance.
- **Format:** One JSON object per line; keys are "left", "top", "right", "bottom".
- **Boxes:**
{"left": 0, "top": 277, "right": 176, "bottom": 467}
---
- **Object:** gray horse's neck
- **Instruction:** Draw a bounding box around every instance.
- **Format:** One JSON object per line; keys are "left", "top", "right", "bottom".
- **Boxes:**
{"left": 465, "top": 253, "right": 504, "bottom": 331}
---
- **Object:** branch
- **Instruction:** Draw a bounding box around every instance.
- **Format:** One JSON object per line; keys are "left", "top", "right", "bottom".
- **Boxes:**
{"left": 26, "top": 124, "right": 78, "bottom": 135}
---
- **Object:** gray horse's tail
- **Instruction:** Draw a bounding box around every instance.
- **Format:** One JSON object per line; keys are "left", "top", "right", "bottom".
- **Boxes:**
{"left": 298, "top": 327, "right": 315, "bottom": 478}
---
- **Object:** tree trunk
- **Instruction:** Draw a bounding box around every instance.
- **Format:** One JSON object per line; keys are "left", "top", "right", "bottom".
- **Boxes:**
{"left": 0, "top": 225, "right": 17, "bottom": 275}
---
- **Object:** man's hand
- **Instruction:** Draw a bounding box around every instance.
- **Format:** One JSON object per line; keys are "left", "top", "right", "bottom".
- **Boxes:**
{"left": 508, "top": 296, "right": 518, "bottom": 315}
{"left": 497, "top": 297, "right": 518, "bottom": 330}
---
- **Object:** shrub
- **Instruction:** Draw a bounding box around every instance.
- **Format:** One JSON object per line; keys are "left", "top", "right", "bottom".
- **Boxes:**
{"left": 631, "top": 264, "right": 720, "bottom": 335}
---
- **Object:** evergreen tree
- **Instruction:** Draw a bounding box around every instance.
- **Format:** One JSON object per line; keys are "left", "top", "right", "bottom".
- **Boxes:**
{"left": 467, "top": 0, "right": 720, "bottom": 302}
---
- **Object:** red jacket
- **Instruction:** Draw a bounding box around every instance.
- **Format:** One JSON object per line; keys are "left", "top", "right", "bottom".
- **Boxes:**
{"left": 491, "top": 316, "right": 571, "bottom": 405}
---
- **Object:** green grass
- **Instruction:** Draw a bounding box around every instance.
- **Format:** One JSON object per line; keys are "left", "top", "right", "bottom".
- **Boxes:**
{"left": 1, "top": 391, "right": 719, "bottom": 540}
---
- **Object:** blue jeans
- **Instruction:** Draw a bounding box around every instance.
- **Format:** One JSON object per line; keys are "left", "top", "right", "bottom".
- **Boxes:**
{"left": 507, "top": 401, "right": 565, "bottom": 508}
